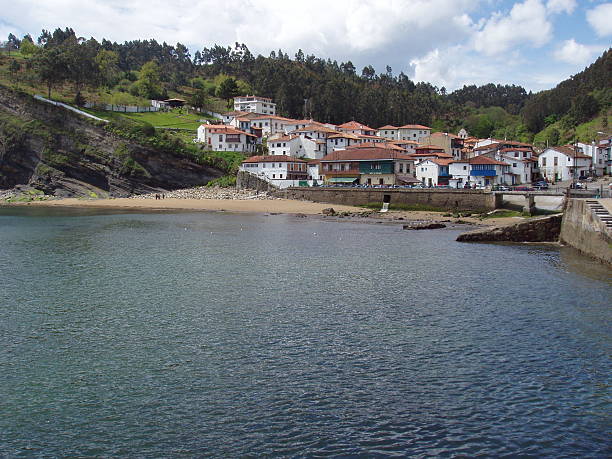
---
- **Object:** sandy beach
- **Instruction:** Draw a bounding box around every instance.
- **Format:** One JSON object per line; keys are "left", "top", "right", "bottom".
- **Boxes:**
{"left": 7, "top": 196, "right": 529, "bottom": 227}
{"left": 19, "top": 197, "right": 365, "bottom": 215}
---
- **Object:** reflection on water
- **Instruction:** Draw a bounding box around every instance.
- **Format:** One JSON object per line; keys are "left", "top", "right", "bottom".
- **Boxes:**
{"left": 0, "top": 207, "right": 610, "bottom": 457}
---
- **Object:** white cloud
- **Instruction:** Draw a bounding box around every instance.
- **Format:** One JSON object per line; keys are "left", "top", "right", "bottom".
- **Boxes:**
{"left": 586, "top": 3, "right": 612, "bottom": 37}
{"left": 0, "top": 0, "right": 479, "bottom": 68}
{"left": 553, "top": 39, "right": 603, "bottom": 66}
{"left": 473, "top": 0, "right": 553, "bottom": 56}
{"left": 546, "top": 0, "right": 577, "bottom": 14}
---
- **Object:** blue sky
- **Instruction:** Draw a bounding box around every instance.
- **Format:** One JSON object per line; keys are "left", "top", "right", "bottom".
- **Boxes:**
{"left": 1, "top": 0, "right": 610, "bottom": 92}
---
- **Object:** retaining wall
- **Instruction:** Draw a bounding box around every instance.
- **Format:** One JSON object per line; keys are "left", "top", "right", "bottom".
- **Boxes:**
{"left": 236, "top": 170, "right": 278, "bottom": 193}
{"left": 559, "top": 199, "right": 612, "bottom": 265}
{"left": 278, "top": 187, "right": 498, "bottom": 212}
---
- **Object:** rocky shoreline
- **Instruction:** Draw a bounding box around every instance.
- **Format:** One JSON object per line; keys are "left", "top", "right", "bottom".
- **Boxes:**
{"left": 129, "top": 186, "right": 276, "bottom": 201}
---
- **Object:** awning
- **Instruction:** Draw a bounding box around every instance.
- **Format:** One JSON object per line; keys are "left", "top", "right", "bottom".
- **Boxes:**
{"left": 396, "top": 175, "right": 420, "bottom": 184}
{"left": 328, "top": 177, "right": 358, "bottom": 183}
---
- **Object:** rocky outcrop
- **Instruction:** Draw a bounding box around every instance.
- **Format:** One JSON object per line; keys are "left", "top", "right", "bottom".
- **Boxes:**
{"left": 403, "top": 223, "right": 446, "bottom": 230}
{"left": 457, "top": 214, "right": 562, "bottom": 242}
{"left": 0, "top": 85, "right": 224, "bottom": 197}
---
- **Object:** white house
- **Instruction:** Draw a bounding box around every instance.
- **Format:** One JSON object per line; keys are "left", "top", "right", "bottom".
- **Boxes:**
{"left": 327, "top": 133, "right": 362, "bottom": 152}
{"left": 239, "top": 155, "right": 308, "bottom": 188}
{"left": 233, "top": 95, "right": 276, "bottom": 115}
{"left": 397, "top": 124, "right": 431, "bottom": 142}
{"left": 457, "top": 128, "right": 468, "bottom": 139}
{"left": 268, "top": 134, "right": 302, "bottom": 156}
{"left": 221, "top": 110, "right": 248, "bottom": 124}
{"left": 577, "top": 142, "right": 606, "bottom": 176}
{"left": 449, "top": 161, "right": 471, "bottom": 188}
{"left": 598, "top": 137, "right": 612, "bottom": 174}
{"left": 415, "top": 159, "right": 453, "bottom": 187}
{"left": 538, "top": 146, "right": 592, "bottom": 182}
{"left": 337, "top": 121, "right": 376, "bottom": 136}
{"left": 197, "top": 124, "right": 256, "bottom": 152}
{"left": 496, "top": 148, "right": 537, "bottom": 184}
{"left": 376, "top": 125, "right": 399, "bottom": 140}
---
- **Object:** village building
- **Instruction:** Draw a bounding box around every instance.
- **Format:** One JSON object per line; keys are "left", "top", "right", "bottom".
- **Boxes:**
{"left": 397, "top": 124, "right": 432, "bottom": 142}
{"left": 577, "top": 142, "right": 607, "bottom": 176}
{"left": 327, "top": 132, "right": 362, "bottom": 152}
{"left": 239, "top": 155, "right": 308, "bottom": 187}
{"left": 319, "top": 147, "right": 416, "bottom": 186}
{"left": 233, "top": 95, "right": 277, "bottom": 115}
{"left": 598, "top": 136, "right": 612, "bottom": 174}
{"left": 388, "top": 140, "right": 418, "bottom": 154}
{"left": 337, "top": 121, "right": 376, "bottom": 136}
{"left": 196, "top": 124, "right": 256, "bottom": 152}
{"left": 415, "top": 158, "right": 453, "bottom": 187}
{"left": 376, "top": 125, "right": 400, "bottom": 140}
{"left": 457, "top": 128, "right": 469, "bottom": 139}
{"left": 221, "top": 110, "right": 249, "bottom": 124}
{"left": 538, "top": 146, "right": 592, "bottom": 182}
{"left": 421, "top": 132, "right": 464, "bottom": 159}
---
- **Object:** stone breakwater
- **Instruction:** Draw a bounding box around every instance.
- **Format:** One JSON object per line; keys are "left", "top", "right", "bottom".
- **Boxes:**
{"left": 130, "top": 187, "right": 276, "bottom": 200}
{"left": 456, "top": 214, "right": 562, "bottom": 243}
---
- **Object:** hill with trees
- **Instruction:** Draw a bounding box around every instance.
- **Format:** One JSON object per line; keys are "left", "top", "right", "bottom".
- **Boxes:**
{"left": 1, "top": 27, "right": 610, "bottom": 149}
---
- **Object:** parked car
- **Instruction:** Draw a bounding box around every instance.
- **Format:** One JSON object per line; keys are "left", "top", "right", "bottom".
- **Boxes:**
{"left": 569, "top": 182, "right": 585, "bottom": 189}
{"left": 514, "top": 186, "right": 535, "bottom": 191}
{"left": 436, "top": 185, "right": 451, "bottom": 189}
{"left": 533, "top": 181, "right": 549, "bottom": 190}
{"left": 492, "top": 185, "right": 510, "bottom": 191}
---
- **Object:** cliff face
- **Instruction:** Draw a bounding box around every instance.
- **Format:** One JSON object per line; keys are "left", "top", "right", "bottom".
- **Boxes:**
{"left": 0, "top": 86, "right": 223, "bottom": 197}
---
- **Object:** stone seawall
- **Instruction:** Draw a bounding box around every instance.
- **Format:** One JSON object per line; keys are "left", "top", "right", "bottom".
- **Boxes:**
{"left": 456, "top": 215, "right": 562, "bottom": 243}
{"left": 278, "top": 187, "right": 498, "bottom": 212}
{"left": 236, "top": 171, "right": 278, "bottom": 193}
{"left": 559, "top": 199, "right": 612, "bottom": 265}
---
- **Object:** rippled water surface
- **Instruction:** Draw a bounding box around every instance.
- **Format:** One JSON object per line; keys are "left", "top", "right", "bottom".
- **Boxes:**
{"left": 1, "top": 207, "right": 610, "bottom": 457}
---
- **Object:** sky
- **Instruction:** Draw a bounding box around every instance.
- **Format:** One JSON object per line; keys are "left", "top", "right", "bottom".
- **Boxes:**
{"left": 1, "top": 0, "right": 611, "bottom": 92}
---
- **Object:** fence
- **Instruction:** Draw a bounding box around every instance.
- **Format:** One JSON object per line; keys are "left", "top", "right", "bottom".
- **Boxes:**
{"left": 83, "top": 102, "right": 160, "bottom": 113}
{"left": 33, "top": 95, "right": 108, "bottom": 123}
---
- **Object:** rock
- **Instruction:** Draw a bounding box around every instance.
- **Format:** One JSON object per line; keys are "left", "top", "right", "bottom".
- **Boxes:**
{"left": 322, "top": 207, "right": 336, "bottom": 215}
{"left": 457, "top": 214, "right": 562, "bottom": 242}
{"left": 403, "top": 223, "right": 447, "bottom": 230}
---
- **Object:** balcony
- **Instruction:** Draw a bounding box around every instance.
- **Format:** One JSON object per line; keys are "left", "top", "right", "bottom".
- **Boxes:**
{"left": 470, "top": 169, "right": 497, "bottom": 176}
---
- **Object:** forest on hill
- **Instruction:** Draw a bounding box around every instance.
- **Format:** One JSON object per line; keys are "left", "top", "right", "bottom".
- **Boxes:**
{"left": 2, "top": 27, "right": 611, "bottom": 146}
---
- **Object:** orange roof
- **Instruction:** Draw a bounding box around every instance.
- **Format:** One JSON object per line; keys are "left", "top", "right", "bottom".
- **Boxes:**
{"left": 546, "top": 146, "right": 591, "bottom": 159}
{"left": 295, "top": 124, "right": 338, "bottom": 134}
{"left": 201, "top": 124, "right": 256, "bottom": 137}
{"left": 329, "top": 132, "right": 361, "bottom": 140}
{"left": 358, "top": 134, "right": 383, "bottom": 140}
{"left": 338, "top": 120, "right": 374, "bottom": 131}
{"left": 321, "top": 147, "right": 414, "bottom": 162}
{"left": 349, "top": 142, "right": 405, "bottom": 151}
{"left": 430, "top": 132, "right": 460, "bottom": 139}
{"left": 377, "top": 125, "right": 398, "bottom": 130}
{"left": 415, "top": 145, "right": 446, "bottom": 151}
{"left": 398, "top": 124, "right": 431, "bottom": 130}
{"left": 242, "top": 155, "right": 306, "bottom": 164}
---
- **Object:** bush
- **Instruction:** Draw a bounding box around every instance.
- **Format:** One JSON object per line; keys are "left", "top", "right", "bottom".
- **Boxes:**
{"left": 206, "top": 175, "right": 236, "bottom": 188}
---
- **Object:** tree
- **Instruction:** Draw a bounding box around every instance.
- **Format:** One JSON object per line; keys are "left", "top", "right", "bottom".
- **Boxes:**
{"left": 19, "top": 36, "right": 37, "bottom": 57}
{"left": 95, "top": 49, "right": 120, "bottom": 87}
{"left": 134, "top": 60, "right": 163, "bottom": 99}
{"left": 188, "top": 88, "right": 209, "bottom": 112}
{"left": 34, "top": 47, "right": 68, "bottom": 98}
{"left": 217, "top": 76, "right": 240, "bottom": 108}
{"left": 547, "top": 128, "right": 560, "bottom": 146}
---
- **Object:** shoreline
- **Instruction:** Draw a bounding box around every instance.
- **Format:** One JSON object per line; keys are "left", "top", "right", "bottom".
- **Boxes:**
{"left": 1, "top": 197, "right": 527, "bottom": 227}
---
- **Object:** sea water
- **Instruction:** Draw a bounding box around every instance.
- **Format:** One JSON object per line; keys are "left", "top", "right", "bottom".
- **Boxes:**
{"left": 0, "top": 207, "right": 610, "bottom": 457}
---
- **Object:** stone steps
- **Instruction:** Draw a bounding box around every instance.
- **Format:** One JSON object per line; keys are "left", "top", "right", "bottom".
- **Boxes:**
{"left": 585, "top": 200, "right": 612, "bottom": 229}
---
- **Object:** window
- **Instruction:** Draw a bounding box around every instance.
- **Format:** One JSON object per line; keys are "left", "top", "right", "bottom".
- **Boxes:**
{"left": 272, "top": 174, "right": 276, "bottom": 178}
{"left": 554, "top": 157, "right": 558, "bottom": 166}
{"left": 514, "top": 152, "right": 518, "bottom": 157}
{"left": 513, "top": 163, "right": 517, "bottom": 167}
{"left": 463, "top": 165, "right": 467, "bottom": 170}
{"left": 542, "top": 157, "right": 547, "bottom": 166}
{"left": 218, "top": 135, "right": 223, "bottom": 142}
{"left": 399, "top": 163, "right": 404, "bottom": 173}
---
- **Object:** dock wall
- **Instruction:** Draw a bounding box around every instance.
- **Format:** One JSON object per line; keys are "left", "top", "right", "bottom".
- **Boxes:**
{"left": 277, "top": 187, "right": 499, "bottom": 212}
{"left": 559, "top": 199, "right": 612, "bottom": 265}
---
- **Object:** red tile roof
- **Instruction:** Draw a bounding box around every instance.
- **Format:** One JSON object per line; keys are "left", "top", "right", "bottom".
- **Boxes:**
{"left": 377, "top": 125, "right": 399, "bottom": 130}
{"left": 242, "top": 155, "right": 306, "bottom": 163}
{"left": 201, "top": 124, "right": 256, "bottom": 137}
{"left": 398, "top": 124, "right": 431, "bottom": 130}
{"left": 415, "top": 145, "right": 446, "bottom": 151}
{"left": 349, "top": 142, "right": 405, "bottom": 151}
{"left": 338, "top": 121, "right": 374, "bottom": 131}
